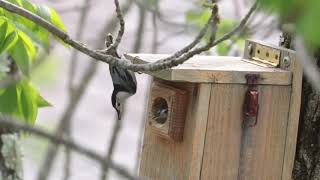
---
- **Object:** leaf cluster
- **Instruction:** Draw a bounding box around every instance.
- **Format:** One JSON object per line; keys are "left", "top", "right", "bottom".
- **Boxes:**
{"left": 0, "top": 0, "right": 66, "bottom": 124}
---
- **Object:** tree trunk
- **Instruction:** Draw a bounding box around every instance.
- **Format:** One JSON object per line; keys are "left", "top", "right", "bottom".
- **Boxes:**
{"left": 0, "top": 127, "right": 23, "bottom": 180}
{"left": 293, "top": 50, "right": 320, "bottom": 180}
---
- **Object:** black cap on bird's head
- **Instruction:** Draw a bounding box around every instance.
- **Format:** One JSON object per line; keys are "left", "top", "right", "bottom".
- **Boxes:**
{"left": 111, "top": 90, "right": 122, "bottom": 120}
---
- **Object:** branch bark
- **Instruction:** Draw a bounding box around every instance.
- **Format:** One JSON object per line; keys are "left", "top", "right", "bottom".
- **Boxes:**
{"left": 0, "top": 0, "right": 257, "bottom": 72}
{"left": 0, "top": 116, "right": 138, "bottom": 180}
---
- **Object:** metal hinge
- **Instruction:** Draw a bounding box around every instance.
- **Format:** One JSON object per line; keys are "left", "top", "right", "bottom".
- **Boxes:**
{"left": 242, "top": 40, "right": 286, "bottom": 68}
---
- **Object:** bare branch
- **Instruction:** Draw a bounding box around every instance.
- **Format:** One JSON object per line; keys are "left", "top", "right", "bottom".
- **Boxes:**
{"left": 157, "top": 7, "right": 214, "bottom": 63}
{"left": 0, "top": 115, "right": 138, "bottom": 180}
{"left": 0, "top": 0, "right": 257, "bottom": 72}
{"left": 147, "top": 1, "right": 257, "bottom": 70}
{"left": 112, "top": 0, "right": 125, "bottom": 49}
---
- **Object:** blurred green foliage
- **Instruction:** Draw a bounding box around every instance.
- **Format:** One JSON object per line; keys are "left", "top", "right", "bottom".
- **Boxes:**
{"left": 258, "top": 0, "right": 320, "bottom": 47}
{"left": 0, "top": 0, "right": 66, "bottom": 125}
{"left": 185, "top": 7, "right": 251, "bottom": 55}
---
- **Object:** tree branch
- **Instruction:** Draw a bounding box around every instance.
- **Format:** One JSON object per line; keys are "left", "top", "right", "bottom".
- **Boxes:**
{"left": 0, "top": 0, "right": 257, "bottom": 72}
{"left": 112, "top": 0, "right": 125, "bottom": 49}
{"left": 0, "top": 116, "right": 138, "bottom": 180}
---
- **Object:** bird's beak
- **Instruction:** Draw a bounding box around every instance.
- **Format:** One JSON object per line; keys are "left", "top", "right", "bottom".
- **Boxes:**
{"left": 117, "top": 110, "right": 121, "bottom": 120}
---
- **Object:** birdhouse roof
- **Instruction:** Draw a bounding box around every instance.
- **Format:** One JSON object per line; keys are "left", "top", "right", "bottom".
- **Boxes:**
{"left": 125, "top": 54, "right": 292, "bottom": 85}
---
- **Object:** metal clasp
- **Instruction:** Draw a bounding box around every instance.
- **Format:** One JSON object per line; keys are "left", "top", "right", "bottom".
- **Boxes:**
{"left": 243, "top": 74, "right": 260, "bottom": 127}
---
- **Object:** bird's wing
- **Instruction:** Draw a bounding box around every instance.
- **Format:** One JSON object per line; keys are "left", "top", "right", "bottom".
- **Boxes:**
{"left": 109, "top": 65, "right": 137, "bottom": 94}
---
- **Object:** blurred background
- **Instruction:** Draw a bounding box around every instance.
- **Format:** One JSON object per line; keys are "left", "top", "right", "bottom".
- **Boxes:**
{"left": 21, "top": 0, "right": 281, "bottom": 179}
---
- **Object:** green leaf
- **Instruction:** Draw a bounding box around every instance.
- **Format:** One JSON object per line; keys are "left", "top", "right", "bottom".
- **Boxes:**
{"left": 0, "top": 84, "right": 20, "bottom": 117}
{"left": 19, "top": 81, "right": 50, "bottom": 124}
{"left": 36, "top": 5, "right": 51, "bottom": 22}
{"left": 35, "top": 5, "right": 66, "bottom": 31}
{"left": 0, "top": 80, "right": 50, "bottom": 124}
{"left": 17, "top": 31, "right": 36, "bottom": 61}
{"left": 0, "top": 21, "right": 8, "bottom": 45}
{"left": 21, "top": 0, "right": 36, "bottom": 13}
{"left": 0, "top": 31, "right": 18, "bottom": 54}
{"left": 9, "top": 31, "right": 36, "bottom": 76}
{"left": 6, "top": 0, "right": 23, "bottom": 7}
{"left": 19, "top": 81, "right": 38, "bottom": 124}
{"left": 37, "top": 94, "right": 51, "bottom": 107}
{"left": 49, "top": 8, "right": 67, "bottom": 32}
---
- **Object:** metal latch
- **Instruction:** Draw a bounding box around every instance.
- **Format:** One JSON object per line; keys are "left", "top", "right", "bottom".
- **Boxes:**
{"left": 243, "top": 74, "right": 260, "bottom": 127}
{"left": 243, "top": 40, "right": 281, "bottom": 68}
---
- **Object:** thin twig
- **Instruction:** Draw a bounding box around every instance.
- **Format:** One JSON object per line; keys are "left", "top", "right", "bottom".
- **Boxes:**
{"left": 0, "top": 115, "right": 138, "bottom": 180}
{"left": 157, "top": 8, "right": 214, "bottom": 63}
{"left": 112, "top": 0, "right": 125, "bottom": 49}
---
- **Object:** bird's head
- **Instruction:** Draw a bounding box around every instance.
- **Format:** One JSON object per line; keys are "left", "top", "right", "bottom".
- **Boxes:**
{"left": 112, "top": 90, "right": 130, "bottom": 120}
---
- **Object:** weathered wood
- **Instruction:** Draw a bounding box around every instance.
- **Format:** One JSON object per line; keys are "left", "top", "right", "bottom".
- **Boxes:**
{"left": 139, "top": 83, "right": 211, "bottom": 180}
{"left": 238, "top": 85, "right": 291, "bottom": 180}
{"left": 201, "top": 84, "right": 244, "bottom": 180}
{"left": 188, "top": 84, "right": 212, "bottom": 180}
{"left": 148, "top": 82, "right": 188, "bottom": 142}
{"left": 125, "top": 54, "right": 292, "bottom": 85}
{"left": 201, "top": 84, "right": 291, "bottom": 180}
{"left": 282, "top": 53, "right": 303, "bottom": 180}
{"left": 137, "top": 40, "right": 303, "bottom": 180}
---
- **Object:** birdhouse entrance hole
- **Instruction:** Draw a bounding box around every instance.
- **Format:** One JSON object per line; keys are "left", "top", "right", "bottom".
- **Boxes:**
{"left": 152, "top": 97, "right": 168, "bottom": 124}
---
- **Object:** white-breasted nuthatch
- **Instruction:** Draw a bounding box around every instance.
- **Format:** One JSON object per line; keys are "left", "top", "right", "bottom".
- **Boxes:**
{"left": 110, "top": 65, "right": 137, "bottom": 120}
{"left": 104, "top": 34, "right": 137, "bottom": 120}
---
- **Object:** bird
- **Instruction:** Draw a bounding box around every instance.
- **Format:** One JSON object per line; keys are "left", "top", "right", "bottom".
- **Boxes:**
{"left": 104, "top": 34, "right": 137, "bottom": 120}
{"left": 110, "top": 64, "right": 137, "bottom": 120}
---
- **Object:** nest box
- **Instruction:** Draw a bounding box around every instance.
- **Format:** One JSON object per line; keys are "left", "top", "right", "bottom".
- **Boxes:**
{"left": 125, "top": 39, "right": 302, "bottom": 180}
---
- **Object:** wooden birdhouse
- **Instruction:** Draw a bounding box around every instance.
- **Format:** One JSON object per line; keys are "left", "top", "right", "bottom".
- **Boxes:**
{"left": 125, "top": 39, "right": 302, "bottom": 180}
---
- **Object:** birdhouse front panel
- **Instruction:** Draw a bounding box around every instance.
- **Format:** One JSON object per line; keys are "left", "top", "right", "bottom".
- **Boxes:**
{"left": 126, "top": 39, "right": 302, "bottom": 180}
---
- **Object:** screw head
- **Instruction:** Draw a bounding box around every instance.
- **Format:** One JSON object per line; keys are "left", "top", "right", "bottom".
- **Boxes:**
{"left": 283, "top": 56, "right": 291, "bottom": 68}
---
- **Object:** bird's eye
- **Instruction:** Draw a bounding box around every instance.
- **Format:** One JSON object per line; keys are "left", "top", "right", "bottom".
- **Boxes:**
{"left": 117, "top": 102, "right": 120, "bottom": 107}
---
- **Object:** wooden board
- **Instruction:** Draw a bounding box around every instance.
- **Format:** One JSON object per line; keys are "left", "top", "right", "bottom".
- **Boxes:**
{"left": 139, "top": 83, "right": 212, "bottom": 180}
{"left": 125, "top": 54, "right": 292, "bottom": 85}
{"left": 281, "top": 52, "right": 303, "bottom": 180}
{"left": 200, "top": 84, "right": 291, "bottom": 180}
